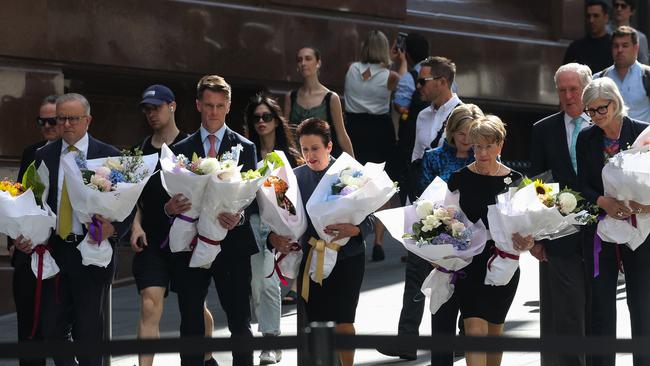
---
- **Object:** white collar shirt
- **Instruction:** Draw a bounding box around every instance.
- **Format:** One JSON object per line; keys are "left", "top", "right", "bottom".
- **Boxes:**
{"left": 411, "top": 94, "right": 462, "bottom": 162}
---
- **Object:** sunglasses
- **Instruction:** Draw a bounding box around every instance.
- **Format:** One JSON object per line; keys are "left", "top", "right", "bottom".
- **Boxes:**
{"left": 584, "top": 101, "right": 611, "bottom": 117}
{"left": 416, "top": 76, "right": 442, "bottom": 86}
{"left": 253, "top": 113, "right": 274, "bottom": 123}
{"left": 36, "top": 117, "right": 58, "bottom": 127}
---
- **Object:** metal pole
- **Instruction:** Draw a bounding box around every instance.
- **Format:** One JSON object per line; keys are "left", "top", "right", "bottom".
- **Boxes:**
{"left": 305, "top": 322, "right": 337, "bottom": 366}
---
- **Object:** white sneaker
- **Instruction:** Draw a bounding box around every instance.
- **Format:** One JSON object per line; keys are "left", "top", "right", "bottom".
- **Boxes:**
{"left": 259, "top": 350, "right": 282, "bottom": 364}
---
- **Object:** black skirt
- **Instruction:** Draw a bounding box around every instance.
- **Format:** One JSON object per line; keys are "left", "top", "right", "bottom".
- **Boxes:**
{"left": 345, "top": 112, "right": 397, "bottom": 179}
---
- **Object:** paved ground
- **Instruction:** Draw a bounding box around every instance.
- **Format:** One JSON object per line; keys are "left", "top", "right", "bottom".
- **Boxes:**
{"left": 0, "top": 233, "right": 634, "bottom": 366}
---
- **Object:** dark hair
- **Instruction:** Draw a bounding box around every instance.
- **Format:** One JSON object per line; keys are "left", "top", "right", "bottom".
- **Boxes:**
{"left": 196, "top": 74, "right": 231, "bottom": 100}
{"left": 298, "top": 45, "right": 321, "bottom": 61}
{"left": 622, "top": 0, "right": 637, "bottom": 11}
{"left": 613, "top": 25, "right": 639, "bottom": 45}
{"left": 421, "top": 56, "right": 457, "bottom": 86}
{"left": 405, "top": 32, "right": 429, "bottom": 64}
{"left": 586, "top": 0, "right": 610, "bottom": 13}
{"left": 244, "top": 93, "right": 302, "bottom": 166}
{"left": 296, "top": 118, "right": 331, "bottom": 147}
{"left": 41, "top": 95, "right": 58, "bottom": 106}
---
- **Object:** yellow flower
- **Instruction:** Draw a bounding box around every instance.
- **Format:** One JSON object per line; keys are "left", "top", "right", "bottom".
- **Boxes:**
{"left": 534, "top": 179, "right": 552, "bottom": 196}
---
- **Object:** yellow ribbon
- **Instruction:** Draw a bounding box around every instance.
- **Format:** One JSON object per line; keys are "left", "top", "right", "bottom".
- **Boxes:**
{"left": 301, "top": 237, "right": 341, "bottom": 302}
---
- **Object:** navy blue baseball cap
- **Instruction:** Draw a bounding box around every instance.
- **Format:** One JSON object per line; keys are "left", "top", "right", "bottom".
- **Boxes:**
{"left": 140, "top": 84, "right": 175, "bottom": 106}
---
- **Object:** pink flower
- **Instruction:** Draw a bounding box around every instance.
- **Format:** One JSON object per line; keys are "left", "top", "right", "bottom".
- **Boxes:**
{"left": 95, "top": 167, "right": 111, "bottom": 179}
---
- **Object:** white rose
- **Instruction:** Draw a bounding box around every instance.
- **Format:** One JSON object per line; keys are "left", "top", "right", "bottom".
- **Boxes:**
{"left": 451, "top": 221, "right": 466, "bottom": 237}
{"left": 558, "top": 192, "right": 578, "bottom": 214}
{"left": 415, "top": 200, "right": 434, "bottom": 219}
{"left": 423, "top": 215, "right": 441, "bottom": 229}
{"left": 105, "top": 157, "right": 123, "bottom": 171}
{"left": 433, "top": 208, "right": 450, "bottom": 222}
{"left": 199, "top": 158, "right": 220, "bottom": 174}
{"left": 421, "top": 223, "right": 434, "bottom": 232}
{"left": 339, "top": 168, "right": 355, "bottom": 178}
{"left": 340, "top": 175, "right": 355, "bottom": 186}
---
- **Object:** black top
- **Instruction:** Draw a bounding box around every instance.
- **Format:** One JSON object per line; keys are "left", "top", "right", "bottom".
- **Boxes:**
{"left": 136, "top": 132, "right": 189, "bottom": 251}
{"left": 563, "top": 34, "right": 613, "bottom": 75}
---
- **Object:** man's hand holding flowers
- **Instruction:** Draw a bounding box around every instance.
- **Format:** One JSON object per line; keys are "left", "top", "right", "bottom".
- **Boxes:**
{"left": 217, "top": 211, "right": 243, "bottom": 230}
{"left": 86, "top": 214, "right": 115, "bottom": 244}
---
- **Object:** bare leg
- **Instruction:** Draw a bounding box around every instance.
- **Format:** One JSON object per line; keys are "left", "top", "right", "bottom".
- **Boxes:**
{"left": 137, "top": 287, "right": 166, "bottom": 366}
{"left": 204, "top": 305, "right": 214, "bottom": 361}
{"left": 486, "top": 322, "right": 505, "bottom": 366}
{"left": 464, "top": 317, "right": 489, "bottom": 366}
{"left": 337, "top": 323, "right": 356, "bottom": 366}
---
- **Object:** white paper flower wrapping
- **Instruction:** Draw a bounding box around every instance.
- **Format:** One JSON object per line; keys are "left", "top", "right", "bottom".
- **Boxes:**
{"left": 0, "top": 164, "right": 59, "bottom": 279}
{"left": 189, "top": 164, "right": 270, "bottom": 268}
{"left": 61, "top": 153, "right": 157, "bottom": 267}
{"left": 375, "top": 177, "right": 488, "bottom": 314}
{"left": 306, "top": 153, "right": 396, "bottom": 282}
{"left": 256, "top": 151, "right": 307, "bottom": 279}
{"left": 633, "top": 125, "right": 650, "bottom": 148}
{"left": 599, "top": 145, "right": 650, "bottom": 250}
{"left": 159, "top": 144, "right": 212, "bottom": 253}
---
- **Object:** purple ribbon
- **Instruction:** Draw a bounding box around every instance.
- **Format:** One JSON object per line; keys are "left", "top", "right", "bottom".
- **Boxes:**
{"left": 89, "top": 216, "right": 103, "bottom": 243}
{"left": 160, "top": 214, "right": 198, "bottom": 249}
{"left": 437, "top": 267, "right": 467, "bottom": 285}
{"left": 593, "top": 213, "right": 607, "bottom": 278}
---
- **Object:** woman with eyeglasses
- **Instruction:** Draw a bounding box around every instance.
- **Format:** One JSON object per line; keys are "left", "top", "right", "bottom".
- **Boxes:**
{"left": 243, "top": 93, "right": 302, "bottom": 365}
{"left": 576, "top": 77, "right": 650, "bottom": 366}
{"left": 446, "top": 115, "right": 531, "bottom": 366}
{"left": 284, "top": 45, "right": 354, "bottom": 159}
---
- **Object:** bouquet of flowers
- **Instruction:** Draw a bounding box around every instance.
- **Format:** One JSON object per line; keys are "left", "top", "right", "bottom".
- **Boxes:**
{"left": 633, "top": 125, "right": 650, "bottom": 148}
{"left": 256, "top": 151, "right": 307, "bottom": 281}
{"left": 189, "top": 148, "right": 274, "bottom": 268}
{"left": 61, "top": 149, "right": 158, "bottom": 267}
{"left": 0, "top": 163, "right": 58, "bottom": 280}
{"left": 305, "top": 153, "right": 397, "bottom": 284}
{"left": 159, "top": 144, "right": 214, "bottom": 252}
{"left": 486, "top": 173, "right": 594, "bottom": 285}
{"left": 598, "top": 145, "right": 650, "bottom": 250}
{"left": 375, "top": 177, "right": 488, "bottom": 314}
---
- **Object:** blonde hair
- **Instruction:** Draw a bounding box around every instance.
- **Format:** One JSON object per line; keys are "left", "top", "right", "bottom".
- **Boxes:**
{"left": 468, "top": 115, "right": 507, "bottom": 145}
{"left": 445, "top": 104, "right": 484, "bottom": 146}
{"left": 196, "top": 75, "right": 231, "bottom": 101}
{"left": 361, "top": 30, "right": 391, "bottom": 66}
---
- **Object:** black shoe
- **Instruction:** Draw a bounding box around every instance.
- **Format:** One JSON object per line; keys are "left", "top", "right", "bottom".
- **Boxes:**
{"left": 377, "top": 346, "right": 417, "bottom": 361}
{"left": 204, "top": 357, "right": 218, "bottom": 366}
{"left": 372, "top": 244, "right": 385, "bottom": 261}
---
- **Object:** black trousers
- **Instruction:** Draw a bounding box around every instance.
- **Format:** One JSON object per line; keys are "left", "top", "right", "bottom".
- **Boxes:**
{"left": 396, "top": 252, "right": 433, "bottom": 349}
{"left": 430, "top": 291, "right": 460, "bottom": 366}
{"left": 539, "top": 251, "right": 586, "bottom": 366}
{"left": 174, "top": 252, "right": 253, "bottom": 366}
{"left": 12, "top": 251, "right": 46, "bottom": 366}
{"left": 584, "top": 230, "right": 650, "bottom": 366}
{"left": 40, "top": 240, "right": 111, "bottom": 366}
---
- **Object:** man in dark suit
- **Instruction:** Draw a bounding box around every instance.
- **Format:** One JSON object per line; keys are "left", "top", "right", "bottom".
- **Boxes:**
{"left": 11, "top": 95, "right": 61, "bottom": 366}
{"left": 14, "top": 93, "right": 130, "bottom": 366}
{"left": 166, "top": 75, "right": 257, "bottom": 366}
{"left": 529, "top": 63, "right": 593, "bottom": 366}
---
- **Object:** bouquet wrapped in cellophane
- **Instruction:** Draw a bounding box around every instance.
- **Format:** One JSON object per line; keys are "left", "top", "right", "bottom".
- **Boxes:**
{"left": 376, "top": 177, "right": 487, "bottom": 314}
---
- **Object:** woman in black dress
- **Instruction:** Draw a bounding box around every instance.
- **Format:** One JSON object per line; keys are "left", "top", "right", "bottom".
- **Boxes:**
{"left": 447, "top": 115, "right": 534, "bottom": 366}
{"left": 268, "top": 118, "right": 372, "bottom": 366}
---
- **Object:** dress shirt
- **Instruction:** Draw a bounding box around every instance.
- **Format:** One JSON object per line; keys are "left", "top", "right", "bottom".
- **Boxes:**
{"left": 597, "top": 61, "right": 650, "bottom": 123}
{"left": 58, "top": 133, "right": 89, "bottom": 235}
{"left": 200, "top": 124, "right": 226, "bottom": 157}
{"left": 411, "top": 94, "right": 462, "bottom": 162}
{"left": 394, "top": 62, "right": 459, "bottom": 109}
{"left": 564, "top": 112, "right": 591, "bottom": 149}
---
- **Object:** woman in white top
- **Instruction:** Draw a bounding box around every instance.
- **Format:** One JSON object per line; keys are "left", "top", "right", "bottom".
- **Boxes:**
{"left": 344, "top": 30, "right": 402, "bottom": 261}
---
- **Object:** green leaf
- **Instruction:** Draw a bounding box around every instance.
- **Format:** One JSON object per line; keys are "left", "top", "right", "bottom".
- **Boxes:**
{"left": 192, "top": 152, "right": 200, "bottom": 163}
{"left": 21, "top": 162, "right": 45, "bottom": 206}
{"left": 258, "top": 151, "right": 285, "bottom": 176}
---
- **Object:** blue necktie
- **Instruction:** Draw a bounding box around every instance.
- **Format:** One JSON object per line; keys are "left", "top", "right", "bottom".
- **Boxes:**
{"left": 570, "top": 117, "right": 583, "bottom": 173}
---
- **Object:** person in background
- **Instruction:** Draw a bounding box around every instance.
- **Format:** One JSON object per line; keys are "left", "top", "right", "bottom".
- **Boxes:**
{"left": 344, "top": 29, "right": 401, "bottom": 262}
{"left": 11, "top": 95, "right": 61, "bottom": 366}
{"left": 609, "top": 0, "right": 648, "bottom": 64}
{"left": 563, "top": 0, "right": 613, "bottom": 74}
{"left": 243, "top": 93, "right": 303, "bottom": 365}
{"left": 129, "top": 85, "right": 217, "bottom": 366}
{"left": 284, "top": 45, "right": 354, "bottom": 158}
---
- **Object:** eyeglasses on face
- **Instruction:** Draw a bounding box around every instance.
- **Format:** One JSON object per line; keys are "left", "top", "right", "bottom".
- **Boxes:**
{"left": 584, "top": 101, "right": 612, "bottom": 117}
{"left": 416, "top": 76, "right": 443, "bottom": 86}
{"left": 36, "top": 117, "right": 57, "bottom": 127}
{"left": 253, "top": 113, "right": 274, "bottom": 123}
{"left": 56, "top": 115, "right": 86, "bottom": 125}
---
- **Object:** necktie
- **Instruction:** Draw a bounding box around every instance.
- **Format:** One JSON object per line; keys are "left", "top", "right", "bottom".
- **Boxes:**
{"left": 569, "top": 117, "right": 583, "bottom": 173}
{"left": 58, "top": 145, "right": 78, "bottom": 239}
{"left": 207, "top": 134, "right": 217, "bottom": 158}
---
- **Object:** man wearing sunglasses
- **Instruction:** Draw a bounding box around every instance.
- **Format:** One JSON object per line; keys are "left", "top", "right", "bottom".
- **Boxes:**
{"left": 608, "top": 0, "right": 648, "bottom": 64}
{"left": 595, "top": 25, "right": 650, "bottom": 124}
{"left": 10, "top": 95, "right": 61, "bottom": 366}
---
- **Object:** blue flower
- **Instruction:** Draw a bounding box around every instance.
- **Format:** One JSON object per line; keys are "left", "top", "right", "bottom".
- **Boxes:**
{"left": 109, "top": 170, "right": 126, "bottom": 184}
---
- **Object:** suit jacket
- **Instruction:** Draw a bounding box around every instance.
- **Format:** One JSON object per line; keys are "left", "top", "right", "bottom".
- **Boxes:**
{"left": 171, "top": 126, "right": 259, "bottom": 260}
{"left": 576, "top": 116, "right": 649, "bottom": 206}
{"left": 530, "top": 111, "right": 583, "bottom": 256}
{"left": 34, "top": 134, "right": 131, "bottom": 283}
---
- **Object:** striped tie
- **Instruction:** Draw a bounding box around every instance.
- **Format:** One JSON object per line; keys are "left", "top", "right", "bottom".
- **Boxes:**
{"left": 57, "top": 145, "right": 78, "bottom": 239}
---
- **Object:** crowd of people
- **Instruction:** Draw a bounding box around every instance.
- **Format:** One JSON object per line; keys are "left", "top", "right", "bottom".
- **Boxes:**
{"left": 6, "top": 1, "right": 650, "bottom": 366}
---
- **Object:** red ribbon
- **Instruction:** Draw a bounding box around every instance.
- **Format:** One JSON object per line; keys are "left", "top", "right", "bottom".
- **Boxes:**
{"left": 29, "top": 245, "right": 51, "bottom": 339}
{"left": 266, "top": 243, "right": 301, "bottom": 286}
{"left": 630, "top": 214, "right": 638, "bottom": 228}
{"left": 487, "top": 246, "right": 519, "bottom": 270}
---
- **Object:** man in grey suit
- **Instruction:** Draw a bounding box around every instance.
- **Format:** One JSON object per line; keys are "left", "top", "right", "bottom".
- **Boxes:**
{"left": 529, "top": 63, "right": 593, "bottom": 366}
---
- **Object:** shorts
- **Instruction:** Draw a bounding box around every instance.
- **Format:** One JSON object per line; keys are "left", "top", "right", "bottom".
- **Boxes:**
{"left": 132, "top": 248, "right": 174, "bottom": 296}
